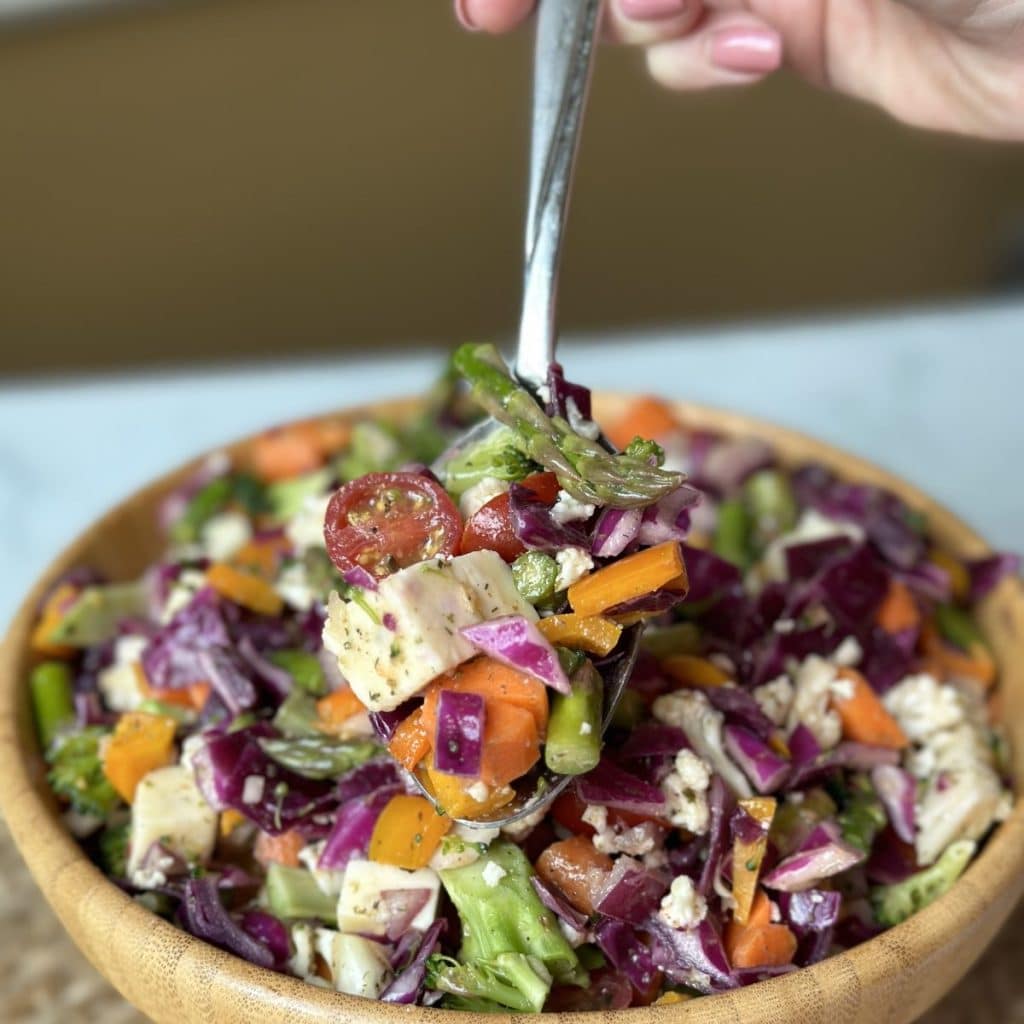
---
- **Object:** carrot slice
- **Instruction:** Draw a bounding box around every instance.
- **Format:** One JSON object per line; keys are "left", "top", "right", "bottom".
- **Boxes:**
{"left": 231, "top": 536, "right": 291, "bottom": 579}
{"left": 605, "top": 396, "right": 680, "bottom": 451}
{"left": 831, "top": 667, "right": 908, "bottom": 750}
{"left": 536, "top": 614, "right": 623, "bottom": 656}
{"left": 254, "top": 829, "right": 306, "bottom": 868}
{"left": 727, "top": 923, "right": 798, "bottom": 970}
{"left": 30, "top": 582, "right": 79, "bottom": 658}
{"left": 388, "top": 708, "right": 432, "bottom": 772}
{"left": 568, "top": 541, "right": 687, "bottom": 619}
{"left": 206, "top": 563, "right": 283, "bottom": 616}
{"left": 134, "top": 663, "right": 211, "bottom": 712}
{"left": 369, "top": 795, "right": 452, "bottom": 869}
{"left": 662, "top": 654, "right": 731, "bottom": 688}
{"left": 248, "top": 423, "right": 325, "bottom": 482}
{"left": 875, "top": 580, "right": 920, "bottom": 634}
{"left": 316, "top": 688, "right": 366, "bottom": 734}
{"left": 102, "top": 712, "right": 177, "bottom": 803}
{"left": 477, "top": 701, "right": 540, "bottom": 788}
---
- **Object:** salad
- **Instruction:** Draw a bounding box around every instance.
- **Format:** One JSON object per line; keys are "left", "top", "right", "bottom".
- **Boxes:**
{"left": 27, "top": 343, "right": 1018, "bottom": 1011}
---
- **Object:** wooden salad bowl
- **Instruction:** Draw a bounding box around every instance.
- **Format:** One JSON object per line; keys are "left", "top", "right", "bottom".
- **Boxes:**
{"left": 0, "top": 394, "right": 1021, "bottom": 1024}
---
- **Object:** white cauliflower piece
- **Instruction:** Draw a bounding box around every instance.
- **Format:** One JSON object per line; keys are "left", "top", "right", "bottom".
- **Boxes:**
{"left": 883, "top": 674, "right": 966, "bottom": 743}
{"left": 555, "top": 547, "right": 594, "bottom": 591}
{"left": 753, "top": 676, "right": 794, "bottom": 727}
{"left": 659, "top": 748, "right": 712, "bottom": 834}
{"left": 581, "top": 805, "right": 659, "bottom": 856}
{"left": 787, "top": 654, "right": 843, "bottom": 750}
{"left": 550, "top": 491, "right": 596, "bottom": 526}
{"left": 658, "top": 875, "right": 707, "bottom": 930}
{"left": 459, "top": 476, "right": 510, "bottom": 520}
{"left": 830, "top": 636, "right": 863, "bottom": 668}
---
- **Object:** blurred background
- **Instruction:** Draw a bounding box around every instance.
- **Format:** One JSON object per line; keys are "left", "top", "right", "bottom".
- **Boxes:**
{"left": 3, "top": 0, "right": 1024, "bottom": 377}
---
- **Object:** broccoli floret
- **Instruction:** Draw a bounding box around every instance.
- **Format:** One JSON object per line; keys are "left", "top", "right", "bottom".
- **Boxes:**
{"left": 98, "top": 822, "right": 130, "bottom": 878}
{"left": 838, "top": 774, "right": 888, "bottom": 854}
{"left": 871, "top": 839, "right": 975, "bottom": 927}
{"left": 427, "top": 954, "right": 553, "bottom": 1013}
{"left": 441, "top": 426, "right": 540, "bottom": 498}
{"left": 47, "top": 727, "right": 120, "bottom": 818}
{"left": 436, "top": 840, "right": 584, "bottom": 1011}
{"left": 623, "top": 436, "right": 666, "bottom": 467}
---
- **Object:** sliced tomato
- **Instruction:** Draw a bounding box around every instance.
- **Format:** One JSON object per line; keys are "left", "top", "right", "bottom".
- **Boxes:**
{"left": 324, "top": 472, "right": 461, "bottom": 579}
{"left": 458, "top": 472, "right": 560, "bottom": 562}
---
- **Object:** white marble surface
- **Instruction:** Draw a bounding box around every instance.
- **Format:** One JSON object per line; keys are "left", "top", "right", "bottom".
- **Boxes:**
{"left": 2, "top": 299, "right": 1022, "bottom": 628}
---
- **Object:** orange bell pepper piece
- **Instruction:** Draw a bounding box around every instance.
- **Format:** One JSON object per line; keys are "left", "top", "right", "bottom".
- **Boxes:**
{"left": 254, "top": 829, "right": 306, "bottom": 868}
{"left": 30, "top": 582, "right": 79, "bottom": 658}
{"left": 102, "top": 712, "right": 177, "bottom": 803}
{"left": 369, "top": 795, "right": 452, "bottom": 869}
{"left": 206, "top": 562, "right": 283, "bottom": 616}
{"left": 662, "top": 654, "right": 731, "bottom": 688}
{"left": 919, "top": 622, "right": 996, "bottom": 690}
{"left": 568, "top": 541, "right": 688, "bottom": 619}
{"left": 420, "top": 767, "right": 516, "bottom": 820}
{"left": 831, "top": 668, "right": 909, "bottom": 750}
{"left": 731, "top": 797, "right": 776, "bottom": 925}
{"left": 536, "top": 614, "right": 623, "bottom": 656}
{"left": 316, "top": 687, "right": 366, "bottom": 734}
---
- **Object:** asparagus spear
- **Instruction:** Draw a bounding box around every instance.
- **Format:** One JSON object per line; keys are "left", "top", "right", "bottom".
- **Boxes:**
{"left": 545, "top": 661, "right": 603, "bottom": 775}
{"left": 30, "top": 661, "right": 75, "bottom": 750}
{"left": 713, "top": 498, "right": 752, "bottom": 568}
{"left": 453, "top": 343, "right": 683, "bottom": 509}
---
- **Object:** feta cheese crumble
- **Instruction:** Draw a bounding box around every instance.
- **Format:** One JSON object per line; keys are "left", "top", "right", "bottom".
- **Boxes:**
{"left": 658, "top": 875, "right": 707, "bottom": 930}
{"left": 787, "top": 654, "right": 843, "bottom": 750}
{"left": 459, "top": 476, "right": 510, "bottom": 521}
{"left": 549, "top": 491, "right": 596, "bottom": 526}
{"left": 481, "top": 861, "right": 508, "bottom": 887}
{"left": 660, "top": 748, "right": 712, "bottom": 834}
{"left": 555, "top": 547, "right": 594, "bottom": 591}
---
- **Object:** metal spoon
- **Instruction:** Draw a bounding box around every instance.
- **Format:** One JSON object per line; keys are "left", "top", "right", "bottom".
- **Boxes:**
{"left": 419, "top": 0, "right": 644, "bottom": 828}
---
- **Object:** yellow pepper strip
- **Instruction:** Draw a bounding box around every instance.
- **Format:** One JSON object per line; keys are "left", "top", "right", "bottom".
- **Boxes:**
{"left": 731, "top": 796, "right": 777, "bottom": 925}
{"left": 536, "top": 614, "right": 623, "bottom": 657}
{"left": 220, "top": 809, "right": 247, "bottom": 838}
{"left": 102, "top": 712, "right": 177, "bottom": 803}
{"left": 369, "top": 795, "right": 453, "bottom": 869}
{"left": 206, "top": 562, "right": 283, "bottom": 616}
{"left": 568, "top": 541, "right": 687, "bottom": 618}
{"left": 662, "top": 654, "right": 731, "bottom": 688}
{"left": 654, "top": 992, "right": 692, "bottom": 1006}
{"left": 420, "top": 767, "right": 515, "bottom": 821}
{"left": 30, "top": 583, "right": 79, "bottom": 658}
{"left": 928, "top": 547, "right": 970, "bottom": 604}
{"left": 767, "top": 731, "right": 791, "bottom": 759}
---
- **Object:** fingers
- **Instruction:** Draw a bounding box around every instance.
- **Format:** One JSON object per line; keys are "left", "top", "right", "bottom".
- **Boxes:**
{"left": 604, "top": 0, "right": 705, "bottom": 46}
{"left": 646, "top": 8, "right": 782, "bottom": 89}
{"left": 455, "top": 0, "right": 536, "bottom": 34}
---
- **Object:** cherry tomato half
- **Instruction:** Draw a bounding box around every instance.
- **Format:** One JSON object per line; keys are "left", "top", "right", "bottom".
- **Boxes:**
{"left": 458, "top": 471, "right": 560, "bottom": 563}
{"left": 324, "top": 472, "right": 461, "bottom": 579}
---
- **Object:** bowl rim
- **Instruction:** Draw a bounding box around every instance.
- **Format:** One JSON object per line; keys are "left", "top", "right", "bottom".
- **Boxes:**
{"left": 1, "top": 392, "right": 1022, "bottom": 1023}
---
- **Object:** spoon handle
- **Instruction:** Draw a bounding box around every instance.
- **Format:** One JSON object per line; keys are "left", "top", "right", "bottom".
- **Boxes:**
{"left": 515, "top": 0, "right": 604, "bottom": 390}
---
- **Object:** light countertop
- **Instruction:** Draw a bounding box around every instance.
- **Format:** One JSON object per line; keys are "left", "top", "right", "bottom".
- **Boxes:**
{"left": 2, "top": 299, "right": 1022, "bottom": 628}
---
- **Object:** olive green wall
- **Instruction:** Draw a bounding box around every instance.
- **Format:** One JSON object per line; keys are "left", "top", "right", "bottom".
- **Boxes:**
{"left": 1, "top": 0, "right": 1022, "bottom": 375}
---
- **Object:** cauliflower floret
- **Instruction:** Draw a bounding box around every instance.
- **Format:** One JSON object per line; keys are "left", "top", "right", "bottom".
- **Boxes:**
{"left": 581, "top": 805, "right": 659, "bottom": 856}
{"left": 883, "top": 674, "right": 966, "bottom": 743}
{"left": 550, "top": 491, "right": 596, "bottom": 526}
{"left": 659, "top": 748, "right": 712, "bottom": 834}
{"left": 653, "top": 690, "right": 751, "bottom": 797}
{"left": 201, "top": 511, "right": 252, "bottom": 561}
{"left": 915, "top": 763, "right": 1007, "bottom": 866}
{"left": 787, "top": 654, "right": 843, "bottom": 750}
{"left": 830, "top": 636, "right": 864, "bottom": 668}
{"left": 555, "top": 547, "right": 594, "bottom": 591}
{"left": 658, "top": 875, "right": 707, "bottom": 930}
{"left": 459, "top": 477, "right": 510, "bottom": 520}
{"left": 753, "top": 676, "right": 794, "bottom": 727}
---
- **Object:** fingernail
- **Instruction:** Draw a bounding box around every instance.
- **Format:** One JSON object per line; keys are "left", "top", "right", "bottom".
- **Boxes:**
{"left": 619, "top": 0, "right": 688, "bottom": 20}
{"left": 455, "top": 0, "right": 480, "bottom": 31}
{"left": 710, "top": 27, "right": 781, "bottom": 75}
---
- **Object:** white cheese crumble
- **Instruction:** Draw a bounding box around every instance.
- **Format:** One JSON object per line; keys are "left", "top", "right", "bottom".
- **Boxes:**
{"left": 580, "top": 721, "right": 593, "bottom": 736}
{"left": 831, "top": 636, "right": 864, "bottom": 668}
{"left": 275, "top": 561, "right": 319, "bottom": 613}
{"left": 286, "top": 494, "right": 332, "bottom": 553}
{"left": 459, "top": 477, "right": 510, "bottom": 520}
{"left": 883, "top": 674, "right": 966, "bottom": 742}
{"left": 753, "top": 676, "right": 794, "bottom": 726}
{"left": 97, "top": 633, "right": 151, "bottom": 713}
{"left": 201, "top": 511, "right": 253, "bottom": 561}
{"left": 660, "top": 748, "right": 712, "bottom": 834}
{"left": 555, "top": 547, "right": 594, "bottom": 591}
{"left": 466, "top": 780, "right": 491, "bottom": 803}
{"left": 787, "top": 654, "right": 843, "bottom": 750}
{"left": 549, "top": 491, "right": 596, "bottom": 526}
{"left": 481, "top": 861, "right": 508, "bottom": 887}
{"left": 241, "top": 775, "right": 265, "bottom": 805}
{"left": 658, "top": 875, "right": 707, "bottom": 930}
{"left": 161, "top": 568, "right": 209, "bottom": 624}
{"left": 581, "top": 805, "right": 659, "bottom": 856}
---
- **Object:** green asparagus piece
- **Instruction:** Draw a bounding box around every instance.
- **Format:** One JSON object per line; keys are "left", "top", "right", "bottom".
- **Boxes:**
{"left": 555, "top": 645, "right": 586, "bottom": 679}
{"left": 935, "top": 604, "right": 987, "bottom": 653}
{"left": 743, "top": 469, "right": 798, "bottom": 547}
{"left": 511, "top": 551, "right": 560, "bottom": 604}
{"left": 267, "top": 649, "right": 327, "bottom": 696}
{"left": 837, "top": 775, "right": 887, "bottom": 854}
{"left": 259, "top": 736, "right": 381, "bottom": 780}
{"left": 545, "top": 662, "right": 603, "bottom": 776}
{"left": 264, "top": 863, "right": 337, "bottom": 923}
{"left": 641, "top": 621, "right": 702, "bottom": 659}
{"left": 453, "top": 343, "right": 682, "bottom": 509}
{"left": 30, "top": 661, "right": 75, "bottom": 750}
{"left": 871, "top": 840, "right": 975, "bottom": 927}
{"left": 713, "top": 498, "right": 752, "bottom": 568}
{"left": 47, "top": 582, "right": 149, "bottom": 647}
{"left": 265, "top": 469, "right": 332, "bottom": 523}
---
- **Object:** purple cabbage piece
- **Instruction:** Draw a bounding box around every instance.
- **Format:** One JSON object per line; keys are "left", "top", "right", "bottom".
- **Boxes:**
{"left": 318, "top": 785, "right": 401, "bottom": 869}
{"left": 336, "top": 758, "right": 402, "bottom": 803}
{"left": 730, "top": 805, "right": 768, "bottom": 845}
{"left": 508, "top": 483, "right": 590, "bottom": 553}
{"left": 368, "top": 702, "right": 416, "bottom": 744}
{"left": 871, "top": 764, "right": 916, "bottom": 844}
{"left": 380, "top": 920, "right": 447, "bottom": 1005}
{"left": 788, "top": 724, "right": 822, "bottom": 767}
{"left": 646, "top": 917, "right": 738, "bottom": 993}
{"left": 194, "top": 647, "right": 259, "bottom": 715}
{"left": 180, "top": 877, "right": 276, "bottom": 970}
{"left": 762, "top": 834, "right": 864, "bottom": 892}
{"left": 817, "top": 544, "right": 889, "bottom": 631}
{"left": 966, "top": 553, "right": 1021, "bottom": 600}
{"left": 698, "top": 775, "right": 735, "bottom": 897}
{"left": 832, "top": 897, "right": 883, "bottom": 948}
{"left": 236, "top": 637, "right": 292, "bottom": 701}
{"left": 867, "top": 827, "right": 919, "bottom": 885}
{"left": 578, "top": 758, "right": 666, "bottom": 817}
{"left": 342, "top": 564, "right": 378, "bottom": 591}
{"left": 893, "top": 562, "right": 952, "bottom": 603}
{"left": 706, "top": 687, "right": 775, "bottom": 739}
{"left": 604, "top": 587, "right": 689, "bottom": 619}
{"left": 694, "top": 437, "right": 774, "bottom": 495}
{"left": 788, "top": 742, "right": 900, "bottom": 789}
{"left": 636, "top": 485, "right": 701, "bottom": 547}
{"left": 531, "top": 875, "right": 588, "bottom": 931}
{"left": 192, "top": 727, "right": 338, "bottom": 837}
{"left": 592, "top": 507, "right": 643, "bottom": 558}
{"left": 857, "top": 626, "right": 914, "bottom": 694}
{"left": 618, "top": 723, "right": 688, "bottom": 760}
{"left": 784, "top": 536, "right": 854, "bottom": 581}
{"left": 724, "top": 725, "right": 790, "bottom": 794}
{"left": 778, "top": 889, "right": 841, "bottom": 966}
{"left": 240, "top": 911, "right": 291, "bottom": 970}
{"left": 545, "top": 362, "right": 592, "bottom": 420}
{"left": 460, "top": 616, "right": 569, "bottom": 694}
{"left": 75, "top": 691, "right": 116, "bottom": 727}
{"left": 678, "top": 544, "right": 743, "bottom": 604}
{"left": 750, "top": 623, "right": 839, "bottom": 688}
{"left": 380, "top": 889, "right": 433, "bottom": 941}
{"left": 595, "top": 919, "right": 660, "bottom": 994}
{"left": 433, "top": 689, "right": 485, "bottom": 776}
{"left": 595, "top": 857, "right": 668, "bottom": 925}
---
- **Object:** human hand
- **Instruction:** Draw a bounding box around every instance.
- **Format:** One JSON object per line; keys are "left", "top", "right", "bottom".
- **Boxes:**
{"left": 454, "top": 0, "right": 1024, "bottom": 140}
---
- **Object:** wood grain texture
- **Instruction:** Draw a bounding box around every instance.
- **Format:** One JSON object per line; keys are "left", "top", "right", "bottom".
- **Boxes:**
{"left": 0, "top": 394, "right": 1021, "bottom": 1024}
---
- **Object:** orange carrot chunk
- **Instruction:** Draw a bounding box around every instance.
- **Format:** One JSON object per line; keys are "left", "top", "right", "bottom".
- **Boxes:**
{"left": 388, "top": 708, "right": 432, "bottom": 772}
{"left": 875, "top": 579, "right": 920, "bottom": 634}
{"left": 662, "top": 654, "right": 731, "bottom": 689}
{"left": 206, "top": 563, "right": 283, "bottom": 616}
{"left": 30, "top": 582, "right": 79, "bottom": 658}
{"left": 568, "top": 541, "right": 688, "bottom": 619}
{"left": 248, "top": 423, "right": 325, "bottom": 482}
{"left": 606, "top": 396, "right": 680, "bottom": 451}
{"left": 478, "top": 701, "right": 540, "bottom": 788}
{"left": 254, "top": 829, "right": 306, "bottom": 868}
{"left": 316, "top": 688, "right": 366, "bottom": 734}
{"left": 727, "top": 923, "right": 798, "bottom": 970}
{"left": 831, "top": 668, "right": 908, "bottom": 750}
{"left": 919, "top": 622, "right": 996, "bottom": 690}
